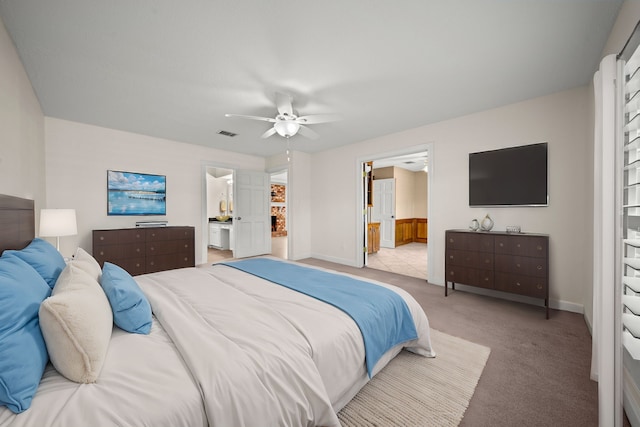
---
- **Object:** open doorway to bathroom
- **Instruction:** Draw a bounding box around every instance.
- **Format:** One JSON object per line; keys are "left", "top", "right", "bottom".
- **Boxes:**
{"left": 204, "top": 166, "right": 289, "bottom": 263}
{"left": 362, "top": 148, "right": 430, "bottom": 280}
{"left": 205, "top": 166, "right": 235, "bottom": 264}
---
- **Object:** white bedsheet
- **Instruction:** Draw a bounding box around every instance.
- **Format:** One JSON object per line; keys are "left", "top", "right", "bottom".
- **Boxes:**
{"left": 0, "top": 318, "right": 207, "bottom": 427}
{"left": 204, "top": 261, "right": 435, "bottom": 411}
{"left": 0, "top": 259, "right": 435, "bottom": 427}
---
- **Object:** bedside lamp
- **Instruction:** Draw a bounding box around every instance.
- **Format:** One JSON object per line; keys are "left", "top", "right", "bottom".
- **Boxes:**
{"left": 39, "top": 209, "right": 77, "bottom": 251}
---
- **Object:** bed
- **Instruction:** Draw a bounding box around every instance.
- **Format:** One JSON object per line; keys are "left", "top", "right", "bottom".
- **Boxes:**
{"left": 0, "top": 194, "right": 435, "bottom": 427}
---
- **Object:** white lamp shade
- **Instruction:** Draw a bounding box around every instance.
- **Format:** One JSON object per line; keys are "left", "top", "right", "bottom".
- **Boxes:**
{"left": 39, "top": 209, "right": 78, "bottom": 237}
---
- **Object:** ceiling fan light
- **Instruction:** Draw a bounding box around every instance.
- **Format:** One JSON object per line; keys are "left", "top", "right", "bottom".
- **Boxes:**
{"left": 274, "top": 120, "right": 300, "bottom": 138}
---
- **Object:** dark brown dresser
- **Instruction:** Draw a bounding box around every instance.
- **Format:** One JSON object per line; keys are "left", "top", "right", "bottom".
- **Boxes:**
{"left": 92, "top": 226, "right": 195, "bottom": 276}
{"left": 445, "top": 229, "right": 549, "bottom": 318}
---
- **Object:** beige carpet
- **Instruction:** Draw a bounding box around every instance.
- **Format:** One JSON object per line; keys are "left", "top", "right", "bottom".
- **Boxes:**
{"left": 338, "top": 329, "right": 491, "bottom": 426}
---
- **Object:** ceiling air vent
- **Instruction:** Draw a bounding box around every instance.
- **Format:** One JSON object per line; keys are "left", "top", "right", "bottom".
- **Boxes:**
{"left": 217, "top": 130, "right": 237, "bottom": 137}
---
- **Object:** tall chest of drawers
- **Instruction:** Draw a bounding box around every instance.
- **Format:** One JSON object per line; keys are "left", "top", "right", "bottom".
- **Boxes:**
{"left": 93, "top": 226, "right": 195, "bottom": 276}
{"left": 445, "top": 229, "right": 549, "bottom": 318}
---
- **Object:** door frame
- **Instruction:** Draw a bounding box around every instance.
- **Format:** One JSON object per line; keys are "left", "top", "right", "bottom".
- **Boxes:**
{"left": 355, "top": 143, "right": 434, "bottom": 282}
{"left": 200, "top": 161, "right": 238, "bottom": 265}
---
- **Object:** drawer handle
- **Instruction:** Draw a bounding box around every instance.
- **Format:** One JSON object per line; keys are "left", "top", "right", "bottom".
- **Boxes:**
{"left": 184, "top": 257, "right": 188, "bottom": 261}
{"left": 517, "top": 243, "right": 521, "bottom": 248}
{"left": 100, "top": 236, "right": 104, "bottom": 241}
{"left": 537, "top": 265, "right": 542, "bottom": 270}
{"left": 136, "top": 263, "right": 140, "bottom": 267}
{"left": 537, "top": 245, "right": 542, "bottom": 250}
{"left": 449, "top": 238, "right": 454, "bottom": 243}
{"left": 516, "top": 263, "right": 521, "bottom": 268}
{"left": 99, "top": 251, "right": 104, "bottom": 256}
{"left": 485, "top": 259, "right": 490, "bottom": 264}
{"left": 449, "top": 255, "right": 453, "bottom": 259}
{"left": 484, "top": 277, "right": 489, "bottom": 281}
{"left": 516, "top": 282, "right": 521, "bottom": 287}
{"left": 136, "top": 234, "right": 140, "bottom": 238}
{"left": 150, "top": 261, "right": 154, "bottom": 266}
{"left": 184, "top": 244, "right": 188, "bottom": 248}
{"left": 150, "top": 247, "right": 155, "bottom": 251}
{"left": 499, "top": 243, "right": 504, "bottom": 247}
{"left": 450, "top": 271, "right": 455, "bottom": 276}
{"left": 537, "top": 284, "right": 543, "bottom": 290}
{"left": 136, "top": 248, "right": 140, "bottom": 253}
{"left": 151, "top": 233, "right": 155, "bottom": 237}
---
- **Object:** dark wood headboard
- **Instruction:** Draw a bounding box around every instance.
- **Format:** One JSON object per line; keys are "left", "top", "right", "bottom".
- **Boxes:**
{"left": 0, "top": 194, "right": 35, "bottom": 254}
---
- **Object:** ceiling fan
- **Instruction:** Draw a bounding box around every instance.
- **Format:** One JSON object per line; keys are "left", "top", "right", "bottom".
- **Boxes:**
{"left": 225, "top": 92, "right": 341, "bottom": 140}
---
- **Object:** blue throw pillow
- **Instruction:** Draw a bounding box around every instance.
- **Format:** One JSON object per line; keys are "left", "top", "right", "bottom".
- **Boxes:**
{"left": 3, "top": 238, "right": 66, "bottom": 288}
{"left": 0, "top": 255, "right": 51, "bottom": 413}
{"left": 100, "top": 262, "right": 152, "bottom": 334}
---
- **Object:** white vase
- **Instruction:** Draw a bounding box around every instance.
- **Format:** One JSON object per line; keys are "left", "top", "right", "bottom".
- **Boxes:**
{"left": 469, "top": 219, "right": 479, "bottom": 231}
{"left": 480, "top": 214, "right": 494, "bottom": 231}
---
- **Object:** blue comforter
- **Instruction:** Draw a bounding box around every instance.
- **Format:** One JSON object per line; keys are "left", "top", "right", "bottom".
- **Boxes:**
{"left": 219, "top": 258, "right": 418, "bottom": 376}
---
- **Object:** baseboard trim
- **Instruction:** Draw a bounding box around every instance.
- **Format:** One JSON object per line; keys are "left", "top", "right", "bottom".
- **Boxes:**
{"left": 310, "top": 253, "right": 359, "bottom": 267}
{"left": 441, "top": 283, "right": 584, "bottom": 314}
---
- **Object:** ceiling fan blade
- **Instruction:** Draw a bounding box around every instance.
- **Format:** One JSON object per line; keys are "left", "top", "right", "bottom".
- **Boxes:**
{"left": 225, "top": 113, "right": 275, "bottom": 123}
{"left": 275, "top": 92, "right": 294, "bottom": 117}
{"left": 297, "top": 125, "right": 319, "bottom": 140}
{"left": 296, "top": 114, "right": 342, "bottom": 124}
{"left": 260, "top": 127, "right": 277, "bottom": 139}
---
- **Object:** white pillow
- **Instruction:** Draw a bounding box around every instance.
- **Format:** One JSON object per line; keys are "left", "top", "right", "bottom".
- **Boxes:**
{"left": 71, "top": 247, "right": 102, "bottom": 281}
{"left": 39, "top": 263, "right": 113, "bottom": 383}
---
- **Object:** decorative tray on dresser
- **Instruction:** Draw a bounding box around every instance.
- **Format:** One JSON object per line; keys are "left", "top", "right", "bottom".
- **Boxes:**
{"left": 445, "top": 229, "right": 550, "bottom": 319}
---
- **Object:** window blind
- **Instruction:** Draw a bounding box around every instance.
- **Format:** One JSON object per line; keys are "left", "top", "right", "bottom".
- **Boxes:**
{"left": 623, "top": 46, "right": 640, "bottom": 360}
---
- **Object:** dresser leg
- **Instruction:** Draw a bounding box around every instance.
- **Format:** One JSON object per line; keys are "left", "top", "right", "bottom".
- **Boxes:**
{"left": 545, "top": 299, "right": 549, "bottom": 319}
{"left": 445, "top": 281, "right": 455, "bottom": 297}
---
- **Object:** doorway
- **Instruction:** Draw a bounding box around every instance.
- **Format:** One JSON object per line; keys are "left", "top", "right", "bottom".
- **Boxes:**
{"left": 205, "top": 166, "right": 234, "bottom": 264}
{"left": 270, "top": 169, "right": 288, "bottom": 260}
{"left": 361, "top": 147, "right": 431, "bottom": 280}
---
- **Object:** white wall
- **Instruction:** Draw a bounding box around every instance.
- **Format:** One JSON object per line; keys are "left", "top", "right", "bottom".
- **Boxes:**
{"left": 415, "top": 172, "right": 428, "bottom": 218}
{"left": 311, "top": 87, "right": 590, "bottom": 311}
{"left": 0, "top": 17, "right": 45, "bottom": 207}
{"left": 44, "top": 117, "right": 264, "bottom": 261}
{"left": 286, "top": 150, "right": 312, "bottom": 260}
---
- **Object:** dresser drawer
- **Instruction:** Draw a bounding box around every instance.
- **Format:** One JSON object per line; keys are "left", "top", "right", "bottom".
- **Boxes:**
{"left": 113, "top": 258, "right": 147, "bottom": 276}
{"left": 147, "top": 253, "right": 194, "bottom": 273}
{"left": 445, "top": 265, "right": 493, "bottom": 289}
{"left": 446, "top": 231, "right": 493, "bottom": 252}
{"left": 446, "top": 249, "right": 493, "bottom": 269}
{"left": 93, "top": 243, "right": 145, "bottom": 262}
{"left": 94, "top": 229, "right": 146, "bottom": 245}
{"left": 494, "top": 236, "right": 547, "bottom": 258}
{"left": 494, "top": 272, "right": 546, "bottom": 298}
{"left": 494, "top": 254, "right": 547, "bottom": 277}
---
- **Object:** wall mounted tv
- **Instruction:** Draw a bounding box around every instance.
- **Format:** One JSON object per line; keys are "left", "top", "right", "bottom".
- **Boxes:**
{"left": 107, "top": 170, "right": 166, "bottom": 216}
{"left": 469, "top": 142, "right": 548, "bottom": 207}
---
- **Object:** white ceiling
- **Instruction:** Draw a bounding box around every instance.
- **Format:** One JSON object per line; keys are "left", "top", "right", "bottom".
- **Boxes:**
{"left": 0, "top": 1, "right": 622, "bottom": 159}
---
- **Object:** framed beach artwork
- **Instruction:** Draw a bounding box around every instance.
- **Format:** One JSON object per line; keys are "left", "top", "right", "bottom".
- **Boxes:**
{"left": 107, "top": 170, "right": 166, "bottom": 216}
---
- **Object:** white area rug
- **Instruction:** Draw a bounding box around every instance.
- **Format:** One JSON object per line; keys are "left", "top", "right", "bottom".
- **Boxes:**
{"left": 338, "top": 329, "right": 491, "bottom": 426}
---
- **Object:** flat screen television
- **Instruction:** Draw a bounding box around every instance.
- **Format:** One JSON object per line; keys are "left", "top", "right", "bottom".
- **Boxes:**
{"left": 107, "top": 170, "right": 166, "bottom": 216}
{"left": 469, "top": 142, "right": 548, "bottom": 207}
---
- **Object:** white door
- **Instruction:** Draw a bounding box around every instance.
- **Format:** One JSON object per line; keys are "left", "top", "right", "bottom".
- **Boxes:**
{"left": 233, "top": 170, "right": 271, "bottom": 258}
{"left": 374, "top": 178, "right": 396, "bottom": 248}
